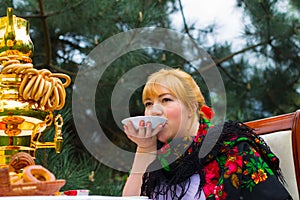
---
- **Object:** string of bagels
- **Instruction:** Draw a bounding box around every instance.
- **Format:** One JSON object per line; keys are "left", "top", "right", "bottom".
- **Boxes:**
{"left": 0, "top": 55, "right": 71, "bottom": 111}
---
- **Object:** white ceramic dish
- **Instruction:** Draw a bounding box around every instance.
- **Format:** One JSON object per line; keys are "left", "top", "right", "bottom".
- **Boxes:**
{"left": 121, "top": 116, "right": 167, "bottom": 130}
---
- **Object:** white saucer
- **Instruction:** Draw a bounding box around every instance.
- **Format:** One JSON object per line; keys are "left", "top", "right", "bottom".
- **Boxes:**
{"left": 121, "top": 116, "right": 167, "bottom": 130}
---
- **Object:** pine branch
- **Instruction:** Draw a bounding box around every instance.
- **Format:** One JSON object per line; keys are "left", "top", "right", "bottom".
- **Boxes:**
{"left": 22, "top": 0, "right": 88, "bottom": 19}
{"left": 178, "top": 0, "right": 260, "bottom": 86}
{"left": 215, "top": 40, "right": 269, "bottom": 65}
{"left": 178, "top": 0, "right": 189, "bottom": 35}
{"left": 190, "top": 40, "right": 270, "bottom": 78}
{"left": 259, "top": 0, "right": 271, "bottom": 43}
{"left": 217, "top": 64, "right": 245, "bottom": 85}
{"left": 38, "top": 0, "right": 52, "bottom": 66}
{"left": 178, "top": 0, "right": 199, "bottom": 48}
{"left": 177, "top": 0, "right": 270, "bottom": 83}
{"left": 96, "top": 1, "right": 119, "bottom": 18}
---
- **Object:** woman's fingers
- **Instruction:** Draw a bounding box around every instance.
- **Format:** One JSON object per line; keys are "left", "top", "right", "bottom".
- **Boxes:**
{"left": 124, "top": 120, "right": 163, "bottom": 139}
{"left": 151, "top": 123, "right": 164, "bottom": 136}
{"left": 138, "top": 120, "right": 146, "bottom": 137}
{"left": 124, "top": 120, "right": 159, "bottom": 152}
{"left": 144, "top": 122, "right": 152, "bottom": 138}
{"left": 124, "top": 121, "right": 137, "bottom": 136}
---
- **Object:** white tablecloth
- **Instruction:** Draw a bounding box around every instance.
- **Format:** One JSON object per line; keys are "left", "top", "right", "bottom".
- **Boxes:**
{"left": 0, "top": 196, "right": 149, "bottom": 200}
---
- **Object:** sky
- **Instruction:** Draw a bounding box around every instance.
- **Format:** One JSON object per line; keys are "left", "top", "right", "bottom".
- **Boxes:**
{"left": 171, "top": 0, "right": 245, "bottom": 47}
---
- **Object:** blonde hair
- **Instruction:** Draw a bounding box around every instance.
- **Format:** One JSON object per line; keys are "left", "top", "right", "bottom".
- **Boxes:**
{"left": 142, "top": 68, "right": 205, "bottom": 118}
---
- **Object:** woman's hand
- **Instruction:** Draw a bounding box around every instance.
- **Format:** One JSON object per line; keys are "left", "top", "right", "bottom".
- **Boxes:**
{"left": 123, "top": 120, "right": 163, "bottom": 152}
{"left": 122, "top": 119, "right": 163, "bottom": 196}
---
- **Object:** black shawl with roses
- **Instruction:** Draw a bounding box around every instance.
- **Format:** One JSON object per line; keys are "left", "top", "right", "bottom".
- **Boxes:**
{"left": 141, "top": 119, "right": 292, "bottom": 200}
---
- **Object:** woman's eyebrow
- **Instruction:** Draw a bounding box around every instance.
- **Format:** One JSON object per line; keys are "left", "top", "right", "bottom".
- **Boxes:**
{"left": 158, "top": 93, "right": 172, "bottom": 98}
{"left": 144, "top": 93, "right": 172, "bottom": 101}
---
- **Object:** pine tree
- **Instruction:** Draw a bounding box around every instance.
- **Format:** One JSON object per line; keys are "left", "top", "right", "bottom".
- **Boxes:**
{"left": 0, "top": 0, "right": 298, "bottom": 195}
{"left": 0, "top": 0, "right": 178, "bottom": 195}
{"left": 214, "top": 0, "right": 300, "bottom": 120}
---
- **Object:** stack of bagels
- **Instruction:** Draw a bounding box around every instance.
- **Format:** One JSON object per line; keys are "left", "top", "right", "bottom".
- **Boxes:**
{"left": 1, "top": 152, "right": 56, "bottom": 185}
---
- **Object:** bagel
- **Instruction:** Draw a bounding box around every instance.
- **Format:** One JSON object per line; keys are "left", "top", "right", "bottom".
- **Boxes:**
{"left": 9, "top": 152, "right": 35, "bottom": 172}
{"left": 23, "top": 165, "right": 56, "bottom": 182}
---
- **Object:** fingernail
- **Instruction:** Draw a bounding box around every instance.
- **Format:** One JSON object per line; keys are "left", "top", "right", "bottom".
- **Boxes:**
{"left": 139, "top": 120, "right": 145, "bottom": 126}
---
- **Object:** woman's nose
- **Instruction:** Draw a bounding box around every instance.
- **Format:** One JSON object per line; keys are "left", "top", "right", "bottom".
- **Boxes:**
{"left": 149, "top": 104, "right": 163, "bottom": 116}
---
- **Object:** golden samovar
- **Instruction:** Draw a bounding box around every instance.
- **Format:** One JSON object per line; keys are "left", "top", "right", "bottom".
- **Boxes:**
{"left": 0, "top": 8, "right": 70, "bottom": 164}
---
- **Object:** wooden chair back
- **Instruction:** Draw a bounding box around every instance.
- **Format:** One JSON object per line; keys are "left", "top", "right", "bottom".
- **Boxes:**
{"left": 245, "top": 109, "right": 300, "bottom": 199}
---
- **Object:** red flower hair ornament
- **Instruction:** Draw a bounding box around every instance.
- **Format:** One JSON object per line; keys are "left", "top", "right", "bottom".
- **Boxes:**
{"left": 201, "top": 105, "right": 214, "bottom": 120}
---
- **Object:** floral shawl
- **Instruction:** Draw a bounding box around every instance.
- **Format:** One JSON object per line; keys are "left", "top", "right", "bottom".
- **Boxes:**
{"left": 141, "top": 119, "right": 292, "bottom": 200}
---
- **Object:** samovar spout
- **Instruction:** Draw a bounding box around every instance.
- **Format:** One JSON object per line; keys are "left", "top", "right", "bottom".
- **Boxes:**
{"left": 4, "top": 7, "right": 16, "bottom": 47}
{"left": 54, "top": 114, "right": 63, "bottom": 153}
{"left": 0, "top": 7, "right": 34, "bottom": 57}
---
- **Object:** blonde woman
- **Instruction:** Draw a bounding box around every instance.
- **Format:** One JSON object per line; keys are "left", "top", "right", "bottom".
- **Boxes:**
{"left": 122, "top": 69, "right": 291, "bottom": 200}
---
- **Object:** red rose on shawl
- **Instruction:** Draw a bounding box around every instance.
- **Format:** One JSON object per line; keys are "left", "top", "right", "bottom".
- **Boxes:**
{"left": 194, "top": 130, "right": 205, "bottom": 143}
{"left": 224, "top": 154, "right": 243, "bottom": 175}
{"left": 213, "top": 184, "right": 227, "bottom": 200}
{"left": 204, "top": 160, "right": 220, "bottom": 181}
{"left": 224, "top": 146, "right": 243, "bottom": 173}
{"left": 203, "top": 160, "right": 222, "bottom": 197}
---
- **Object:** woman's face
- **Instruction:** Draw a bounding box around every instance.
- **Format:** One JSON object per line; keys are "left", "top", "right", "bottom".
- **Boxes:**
{"left": 143, "top": 85, "right": 192, "bottom": 143}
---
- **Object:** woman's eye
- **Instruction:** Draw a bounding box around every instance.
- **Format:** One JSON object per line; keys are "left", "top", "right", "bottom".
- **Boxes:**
{"left": 162, "top": 98, "right": 172, "bottom": 103}
{"left": 144, "top": 102, "right": 152, "bottom": 107}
